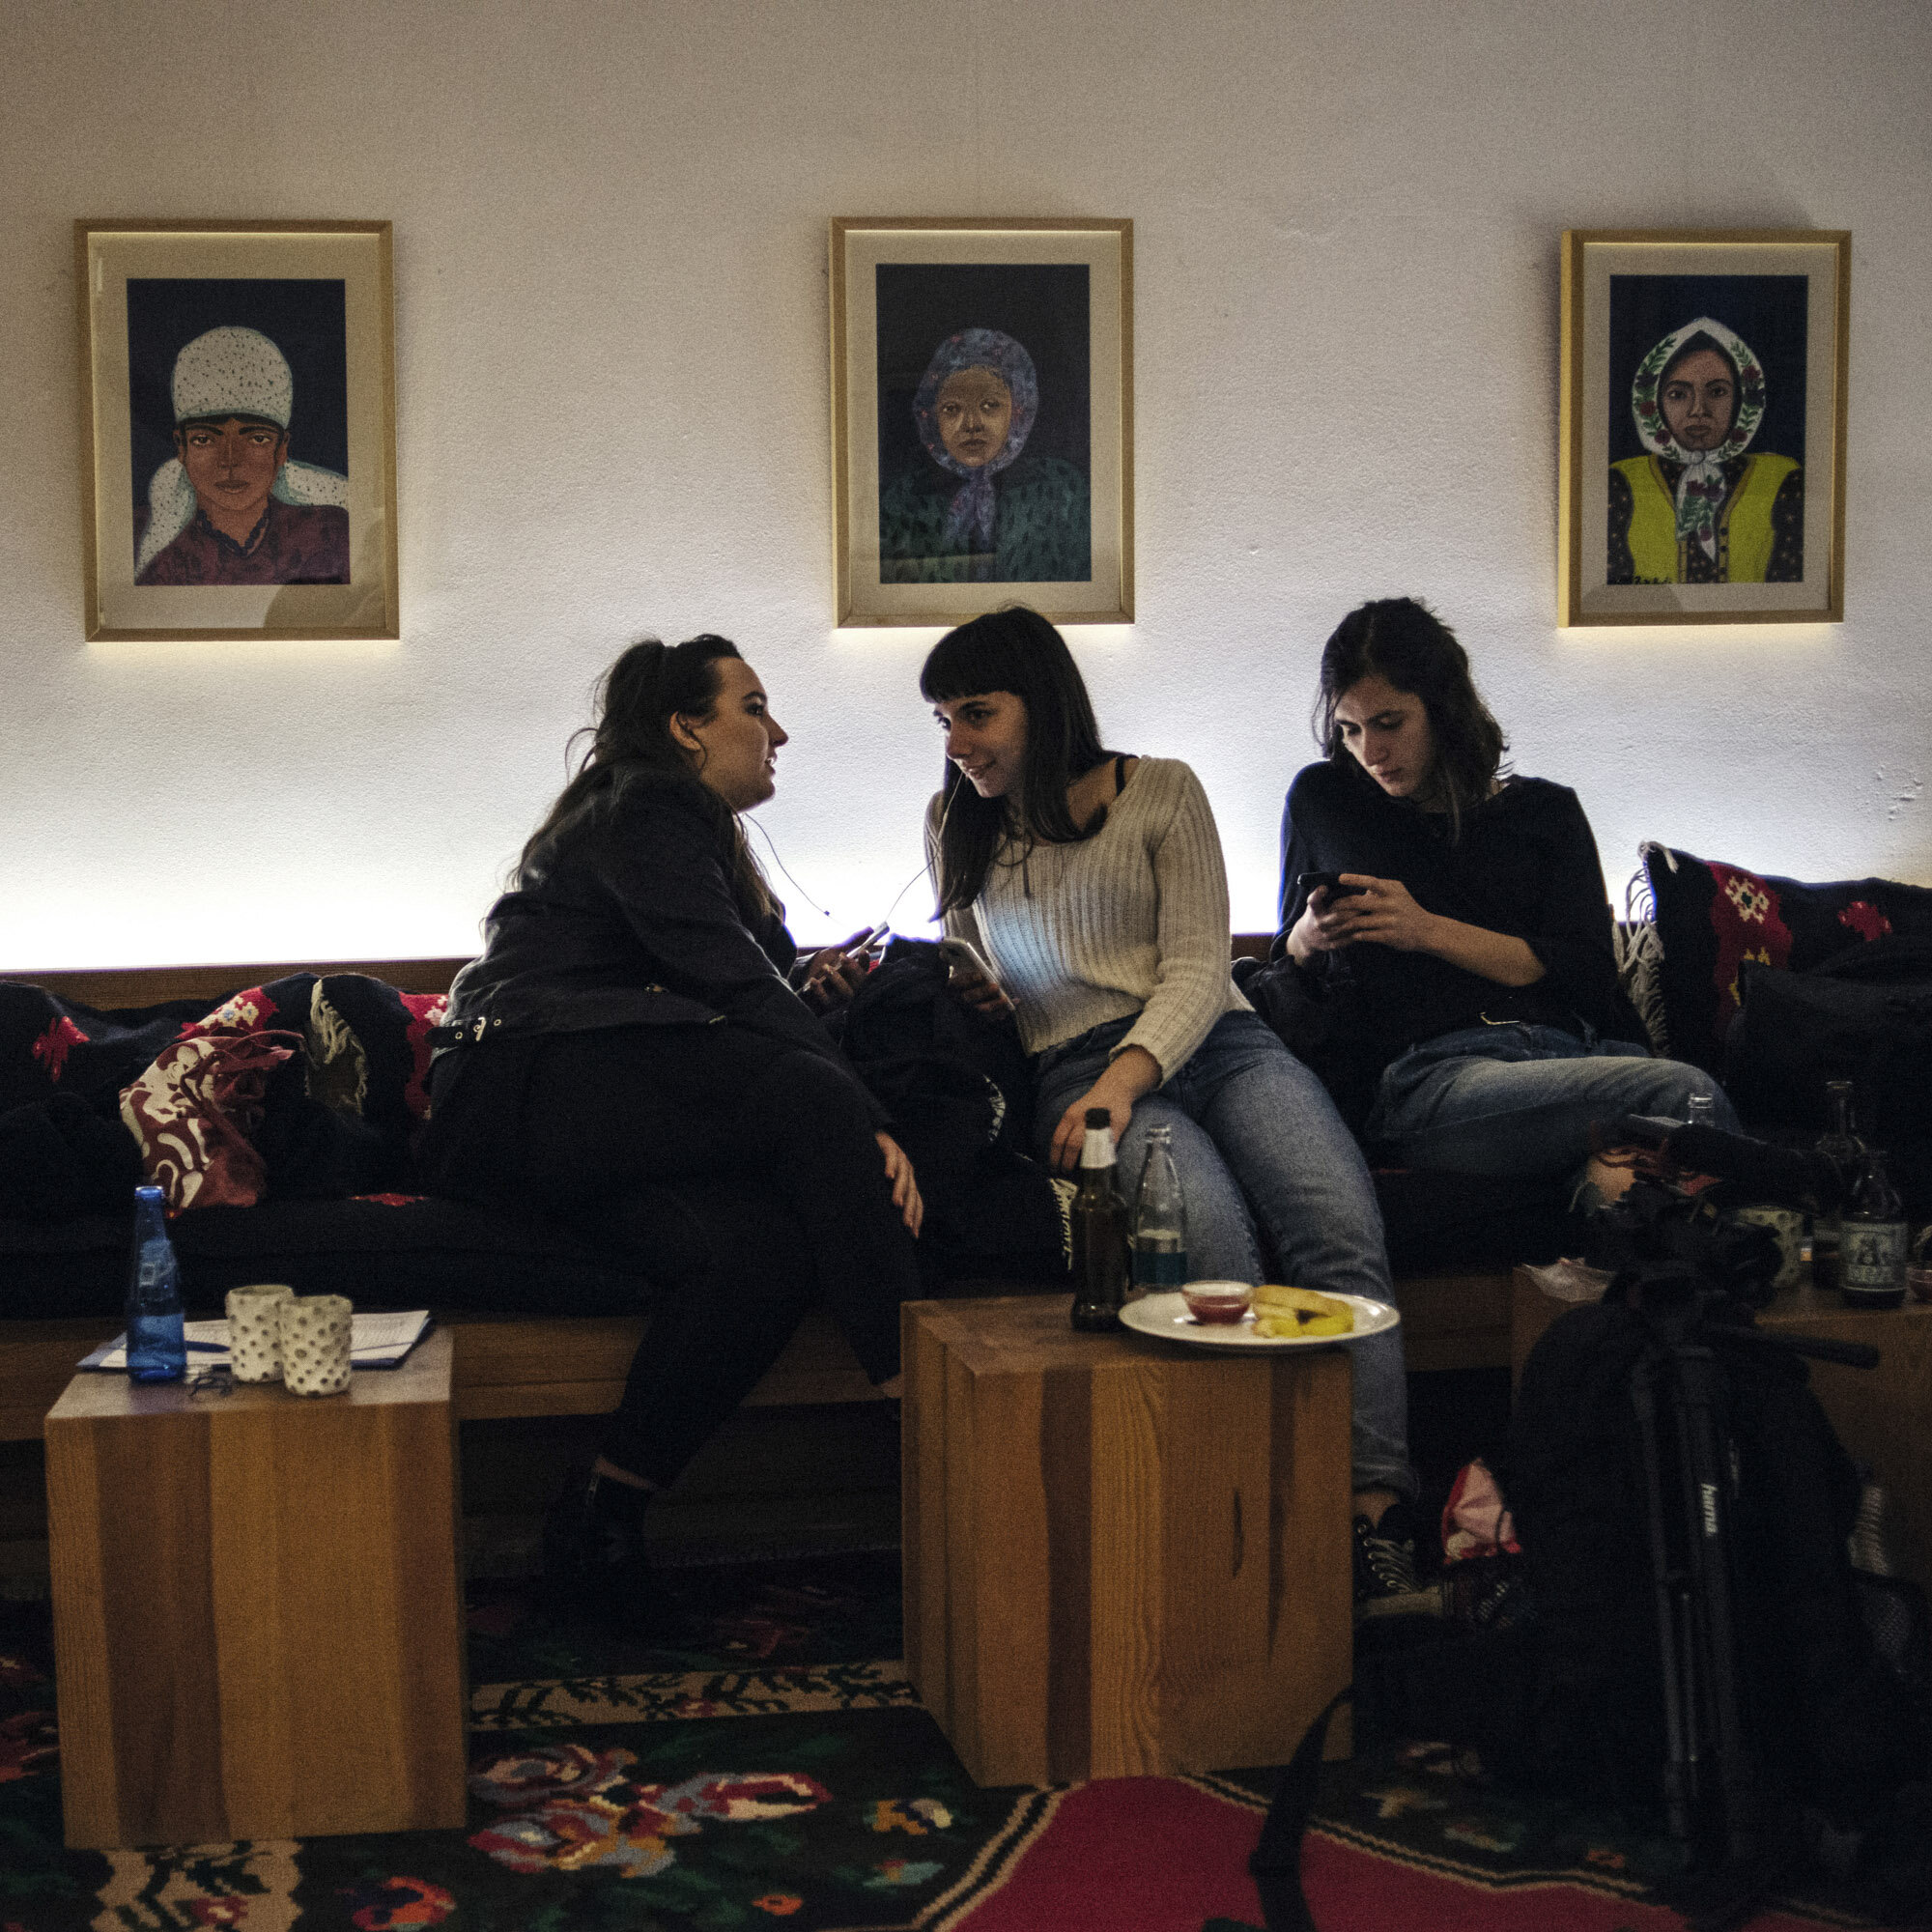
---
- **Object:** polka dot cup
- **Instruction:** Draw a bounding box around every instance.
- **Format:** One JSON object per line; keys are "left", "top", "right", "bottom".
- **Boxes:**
{"left": 279, "top": 1294, "right": 355, "bottom": 1397}
{"left": 224, "top": 1284, "right": 295, "bottom": 1382}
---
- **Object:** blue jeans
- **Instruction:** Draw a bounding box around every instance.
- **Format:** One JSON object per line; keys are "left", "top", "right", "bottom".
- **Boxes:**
{"left": 1034, "top": 1009, "right": 1412, "bottom": 1500}
{"left": 1367, "top": 1023, "right": 1741, "bottom": 1177}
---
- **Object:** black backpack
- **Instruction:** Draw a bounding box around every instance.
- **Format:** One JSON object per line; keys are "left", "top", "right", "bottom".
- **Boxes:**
{"left": 1726, "top": 932, "right": 1932, "bottom": 1141}
{"left": 1253, "top": 1277, "right": 1932, "bottom": 1928}
{"left": 1510, "top": 1284, "right": 1932, "bottom": 1920}
{"left": 829, "top": 940, "right": 1068, "bottom": 1288}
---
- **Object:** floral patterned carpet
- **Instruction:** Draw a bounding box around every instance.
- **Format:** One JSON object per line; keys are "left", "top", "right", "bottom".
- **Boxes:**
{"left": 0, "top": 1556, "right": 1892, "bottom": 1931}
{"left": 0, "top": 1556, "right": 1278, "bottom": 1931}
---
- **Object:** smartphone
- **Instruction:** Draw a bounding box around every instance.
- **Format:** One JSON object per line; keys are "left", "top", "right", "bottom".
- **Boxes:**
{"left": 1298, "top": 870, "right": 1367, "bottom": 899}
{"left": 853, "top": 921, "right": 891, "bottom": 955}
{"left": 939, "top": 936, "right": 1000, "bottom": 982}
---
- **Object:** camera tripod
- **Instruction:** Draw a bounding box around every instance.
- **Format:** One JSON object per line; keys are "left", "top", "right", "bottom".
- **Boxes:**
{"left": 1622, "top": 1270, "right": 1879, "bottom": 1930}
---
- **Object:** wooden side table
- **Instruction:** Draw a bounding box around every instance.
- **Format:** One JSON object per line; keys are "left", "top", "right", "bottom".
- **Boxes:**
{"left": 1512, "top": 1268, "right": 1932, "bottom": 1596}
{"left": 902, "top": 1295, "right": 1354, "bottom": 1787}
{"left": 45, "top": 1329, "right": 468, "bottom": 1849}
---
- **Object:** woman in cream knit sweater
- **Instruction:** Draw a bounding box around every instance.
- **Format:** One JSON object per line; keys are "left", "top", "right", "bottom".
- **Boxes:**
{"left": 921, "top": 608, "right": 1415, "bottom": 1539}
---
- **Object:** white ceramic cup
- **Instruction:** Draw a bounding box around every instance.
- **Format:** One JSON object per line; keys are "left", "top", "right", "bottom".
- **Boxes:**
{"left": 224, "top": 1283, "right": 295, "bottom": 1382}
{"left": 1734, "top": 1206, "right": 1804, "bottom": 1293}
{"left": 279, "top": 1293, "right": 355, "bottom": 1396}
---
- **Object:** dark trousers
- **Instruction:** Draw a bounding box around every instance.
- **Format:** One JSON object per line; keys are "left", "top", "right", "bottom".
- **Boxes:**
{"left": 422, "top": 1022, "right": 917, "bottom": 1486}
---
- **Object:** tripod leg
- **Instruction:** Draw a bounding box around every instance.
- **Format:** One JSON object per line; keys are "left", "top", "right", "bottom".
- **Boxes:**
{"left": 1633, "top": 1352, "right": 1696, "bottom": 1840}
{"left": 1671, "top": 1344, "right": 1760, "bottom": 1869}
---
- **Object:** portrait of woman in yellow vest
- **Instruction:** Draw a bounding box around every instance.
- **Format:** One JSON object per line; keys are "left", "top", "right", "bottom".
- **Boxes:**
{"left": 1607, "top": 315, "right": 1804, "bottom": 585}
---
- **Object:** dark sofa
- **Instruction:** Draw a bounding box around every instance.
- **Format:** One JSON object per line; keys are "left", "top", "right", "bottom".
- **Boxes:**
{"left": 27, "top": 832, "right": 1923, "bottom": 1438}
{"left": 0, "top": 943, "right": 1590, "bottom": 1442}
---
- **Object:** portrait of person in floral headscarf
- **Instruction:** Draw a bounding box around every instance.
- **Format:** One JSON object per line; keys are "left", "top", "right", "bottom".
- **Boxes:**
{"left": 878, "top": 326, "right": 1091, "bottom": 584}
{"left": 1607, "top": 313, "right": 1803, "bottom": 585}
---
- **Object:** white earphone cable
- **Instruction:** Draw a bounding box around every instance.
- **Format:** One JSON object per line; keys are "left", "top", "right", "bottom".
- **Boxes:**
{"left": 747, "top": 775, "right": 957, "bottom": 935}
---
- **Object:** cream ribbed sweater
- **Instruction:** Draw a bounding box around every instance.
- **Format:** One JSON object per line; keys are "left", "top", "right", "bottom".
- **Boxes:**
{"left": 927, "top": 756, "right": 1248, "bottom": 1080}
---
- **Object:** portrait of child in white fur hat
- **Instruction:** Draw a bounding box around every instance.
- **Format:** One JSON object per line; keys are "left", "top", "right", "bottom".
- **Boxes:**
{"left": 129, "top": 283, "right": 352, "bottom": 588}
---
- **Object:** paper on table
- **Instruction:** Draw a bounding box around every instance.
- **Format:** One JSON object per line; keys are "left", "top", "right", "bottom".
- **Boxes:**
{"left": 81, "top": 1310, "right": 431, "bottom": 1373}
{"left": 1521, "top": 1260, "right": 1613, "bottom": 1305}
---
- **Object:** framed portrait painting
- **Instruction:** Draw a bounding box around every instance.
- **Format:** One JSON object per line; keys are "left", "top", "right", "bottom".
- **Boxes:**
{"left": 1558, "top": 229, "right": 1849, "bottom": 627}
{"left": 830, "top": 216, "right": 1133, "bottom": 628}
{"left": 77, "top": 219, "right": 399, "bottom": 641}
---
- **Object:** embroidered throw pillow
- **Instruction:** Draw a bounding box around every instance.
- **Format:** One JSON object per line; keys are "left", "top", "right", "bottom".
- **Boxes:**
{"left": 119, "top": 982, "right": 303, "bottom": 1209}
{"left": 308, "top": 974, "right": 449, "bottom": 1131}
{"left": 1642, "top": 842, "right": 1932, "bottom": 1070}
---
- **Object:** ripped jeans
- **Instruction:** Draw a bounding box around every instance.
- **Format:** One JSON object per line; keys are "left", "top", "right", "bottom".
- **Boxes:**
{"left": 1367, "top": 1022, "right": 1739, "bottom": 1178}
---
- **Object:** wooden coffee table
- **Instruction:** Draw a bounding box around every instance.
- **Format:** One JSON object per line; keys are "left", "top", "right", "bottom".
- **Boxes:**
{"left": 44, "top": 1329, "right": 468, "bottom": 1849}
{"left": 902, "top": 1294, "right": 1355, "bottom": 1787}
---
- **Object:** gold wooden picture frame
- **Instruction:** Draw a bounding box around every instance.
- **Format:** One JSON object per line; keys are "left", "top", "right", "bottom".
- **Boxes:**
{"left": 1558, "top": 228, "right": 1849, "bottom": 628}
{"left": 830, "top": 216, "right": 1133, "bottom": 629}
{"left": 77, "top": 219, "right": 399, "bottom": 641}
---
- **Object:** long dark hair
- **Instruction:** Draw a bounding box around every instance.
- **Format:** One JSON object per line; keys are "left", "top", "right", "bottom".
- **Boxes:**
{"left": 515, "top": 634, "right": 780, "bottom": 920}
{"left": 919, "top": 606, "right": 1113, "bottom": 913}
{"left": 1314, "top": 597, "right": 1507, "bottom": 838}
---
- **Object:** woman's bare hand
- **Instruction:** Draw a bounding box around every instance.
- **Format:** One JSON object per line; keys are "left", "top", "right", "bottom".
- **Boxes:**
{"left": 1287, "top": 884, "right": 1350, "bottom": 959}
{"left": 1296, "top": 877, "right": 1547, "bottom": 985}
{"left": 1316, "top": 875, "right": 1442, "bottom": 952}
{"left": 1047, "top": 1047, "right": 1161, "bottom": 1175}
{"left": 801, "top": 928, "right": 878, "bottom": 1009}
{"left": 875, "top": 1131, "right": 924, "bottom": 1236}
{"left": 1292, "top": 875, "right": 1440, "bottom": 955}
{"left": 1291, "top": 881, "right": 1546, "bottom": 989}
{"left": 948, "top": 959, "right": 1016, "bottom": 1019}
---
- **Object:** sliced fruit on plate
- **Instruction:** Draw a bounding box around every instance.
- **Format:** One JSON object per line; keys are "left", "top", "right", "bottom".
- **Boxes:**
{"left": 1252, "top": 1283, "right": 1354, "bottom": 1338}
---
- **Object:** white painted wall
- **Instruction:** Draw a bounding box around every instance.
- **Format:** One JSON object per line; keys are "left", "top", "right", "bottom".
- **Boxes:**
{"left": 4, "top": 0, "right": 1928, "bottom": 971}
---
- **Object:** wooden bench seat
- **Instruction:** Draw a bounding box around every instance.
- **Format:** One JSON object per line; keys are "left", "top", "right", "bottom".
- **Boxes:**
{"left": 1, "top": 1275, "right": 1512, "bottom": 1444}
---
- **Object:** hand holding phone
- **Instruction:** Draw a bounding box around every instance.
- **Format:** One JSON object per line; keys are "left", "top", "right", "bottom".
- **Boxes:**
{"left": 940, "top": 936, "right": 996, "bottom": 980}
{"left": 940, "top": 937, "right": 1015, "bottom": 1016}
{"left": 802, "top": 925, "right": 887, "bottom": 1009}
{"left": 1287, "top": 867, "right": 1377, "bottom": 964}
{"left": 1298, "top": 869, "right": 1367, "bottom": 899}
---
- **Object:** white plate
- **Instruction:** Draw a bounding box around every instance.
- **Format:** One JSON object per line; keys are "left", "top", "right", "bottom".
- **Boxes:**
{"left": 1118, "top": 1291, "right": 1401, "bottom": 1350}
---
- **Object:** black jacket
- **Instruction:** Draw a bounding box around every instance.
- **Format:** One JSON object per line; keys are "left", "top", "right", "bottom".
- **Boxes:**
{"left": 829, "top": 940, "right": 1069, "bottom": 1287}
{"left": 445, "top": 772, "right": 884, "bottom": 1119}
{"left": 1274, "top": 759, "right": 1646, "bottom": 1071}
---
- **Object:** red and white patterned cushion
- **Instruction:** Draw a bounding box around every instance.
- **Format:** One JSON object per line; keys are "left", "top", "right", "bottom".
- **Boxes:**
{"left": 118, "top": 984, "right": 302, "bottom": 1210}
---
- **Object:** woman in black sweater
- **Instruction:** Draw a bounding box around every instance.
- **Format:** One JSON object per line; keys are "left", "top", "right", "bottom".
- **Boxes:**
{"left": 1275, "top": 598, "right": 1736, "bottom": 1177}
{"left": 420, "top": 635, "right": 921, "bottom": 1628}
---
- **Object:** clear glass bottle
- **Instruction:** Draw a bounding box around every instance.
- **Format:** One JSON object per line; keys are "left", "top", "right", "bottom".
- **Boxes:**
{"left": 125, "top": 1184, "right": 186, "bottom": 1381}
{"left": 1130, "top": 1124, "right": 1188, "bottom": 1296}
{"left": 1811, "top": 1079, "right": 1865, "bottom": 1292}
{"left": 1069, "top": 1108, "right": 1130, "bottom": 1332}
{"left": 1839, "top": 1147, "right": 1909, "bottom": 1310}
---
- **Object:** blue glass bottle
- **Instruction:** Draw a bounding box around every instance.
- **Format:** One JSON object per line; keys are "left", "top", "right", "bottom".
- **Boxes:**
{"left": 125, "top": 1184, "right": 186, "bottom": 1382}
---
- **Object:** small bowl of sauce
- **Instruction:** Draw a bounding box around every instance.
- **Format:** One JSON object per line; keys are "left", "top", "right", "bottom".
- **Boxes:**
{"left": 1181, "top": 1280, "right": 1253, "bottom": 1326}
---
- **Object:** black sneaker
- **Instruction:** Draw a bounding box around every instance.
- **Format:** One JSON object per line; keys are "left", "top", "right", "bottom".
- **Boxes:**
{"left": 1352, "top": 1504, "right": 1426, "bottom": 1616}
{"left": 542, "top": 1464, "right": 696, "bottom": 1642}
